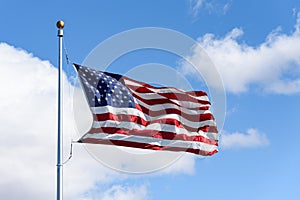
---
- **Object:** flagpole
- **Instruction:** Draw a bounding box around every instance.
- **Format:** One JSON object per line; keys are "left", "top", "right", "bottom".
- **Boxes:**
{"left": 56, "top": 20, "right": 64, "bottom": 200}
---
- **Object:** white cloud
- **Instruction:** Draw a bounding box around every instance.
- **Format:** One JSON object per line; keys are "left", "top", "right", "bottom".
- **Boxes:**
{"left": 221, "top": 129, "right": 270, "bottom": 149}
{"left": 102, "top": 185, "right": 148, "bottom": 200}
{"left": 189, "top": 0, "right": 232, "bottom": 17}
{"left": 222, "top": 1, "right": 232, "bottom": 14}
{"left": 77, "top": 183, "right": 149, "bottom": 200}
{"left": 0, "top": 43, "right": 58, "bottom": 199}
{"left": 182, "top": 12, "right": 300, "bottom": 94}
{"left": 189, "top": 0, "right": 205, "bottom": 17}
{"left": 158, "top": 153, "right": 195, "bottom": 175}
{"left": 0, "top": 42, "right": 118, "bottom": 200}
{"left": 0, "top": 43, "right": 197, "bottom": 199}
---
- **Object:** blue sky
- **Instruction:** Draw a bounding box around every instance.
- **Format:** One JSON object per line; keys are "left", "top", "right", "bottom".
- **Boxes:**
{"left": 1, "top": 0, "right": 300, "bottom": 199}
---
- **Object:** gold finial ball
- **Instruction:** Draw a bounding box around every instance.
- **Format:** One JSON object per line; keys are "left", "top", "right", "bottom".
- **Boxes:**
{"left": 56, "top": 20, "right": 65, "bottom": 29}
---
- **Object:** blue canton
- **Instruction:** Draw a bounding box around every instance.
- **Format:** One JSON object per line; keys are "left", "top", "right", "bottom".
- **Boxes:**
{"left": 76, "top": 64, "right": 136, "bottom": 108}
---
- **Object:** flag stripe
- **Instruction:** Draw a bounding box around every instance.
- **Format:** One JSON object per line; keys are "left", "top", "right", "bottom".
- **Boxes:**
{"left": 123, "top": 77, "right": 208, "bottom": 99}
{"left": 93, "top": 110, "right": 215, "bottom": 126}
{"left": 79, "top": 138, "right": 218, "bottom": 156}
{"left": 128, "top": 85, "right": 210, "bottom": 105}
{"left": 89, "top": 127, "right": 218, "bottom": 145}
{"left": 91, "top": 120, "right": 218, "bottom": 140}
{"left": 135, "top": 100, "right": 209, "bottom": 113}
{"left": 132, "top": 92, "right": 208, "bottom": 110}
{"left": 91, "top": 105, "right": 213, "bottom": 122}
{"left": 80, "top": 133, "right": 218, "bottom": 152}
{"left": 91, "top": 106, "right": 217, "bottom": 130}
{"left": 93, "top": 112, "right": 217, "bottom": 134}
{"left": 136, "top": 104, "right": 212, "bottom": 121}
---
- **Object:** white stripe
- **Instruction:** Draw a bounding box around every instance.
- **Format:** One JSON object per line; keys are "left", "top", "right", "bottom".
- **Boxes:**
{"left": 91, "top": 120, "right": 218, "bottom": 140}
{"left": 92, "top": 115, "right": 216, "bottom": 132}
{"left": 136, "top": 99, "right": 210, "bottom": 113}
{"left": 130, "top": 90, "right": 207, "bottom": 102}
{"left": 90, "top": 106, "right": 216, "bottom": 129}
{"left": 129, "top": 87, "right": 210, "bottom": 102}
{"left": 124, "top": 78, "right": 209, "bottom": 101}
{"left": 81, "top": 133, "right": 218, "bottom": 152}
{"left": 131, "top": 90, "right": 210, "bottom": 109}
{"left": 135, "top": 96, "right": 209, "bottom": 109}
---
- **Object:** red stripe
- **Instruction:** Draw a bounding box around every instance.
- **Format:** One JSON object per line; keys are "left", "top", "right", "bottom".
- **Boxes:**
{"left": 135, "top": 103, "right": 210, "bottom": 117}
{"left": 88, "top": 127, "right": 218, "bottom": 145}
{"left": 135, "top": 103, "right": 211, "bottom": 123}
{"left": 93, "top": 113, "right": 217, "bottom": 133}
{"left": 185, "top": 91, "right": 208, "bottom": 96}
{"left": 79, "top": 138, "right": 218, "bottom": 156}
{"left": 94, "top": 111, "right": 214, "bottom": 124}
{"left": 124, "top": 76, "right": 177, "bottom": 90}
{"left": 128, "top": 85, "right": 210, "bottom": 105}
{"left": 200, "top": 125, "right": 218, "bottom": 133}
{"left": 132, "top": 93, "right": 209, "bottom": 110}
{"left": 124, "top": 77, "right": 208, "bottom": 98}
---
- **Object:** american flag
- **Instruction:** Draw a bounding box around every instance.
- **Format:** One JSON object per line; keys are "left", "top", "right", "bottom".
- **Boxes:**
{"left": 74, "top": 64, "right": 218, "bottom": 156}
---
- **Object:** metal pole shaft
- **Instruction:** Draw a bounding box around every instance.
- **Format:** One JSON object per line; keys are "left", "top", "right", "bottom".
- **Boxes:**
{"left": 56, "top": 21, "right": 64, "bottom": 200}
